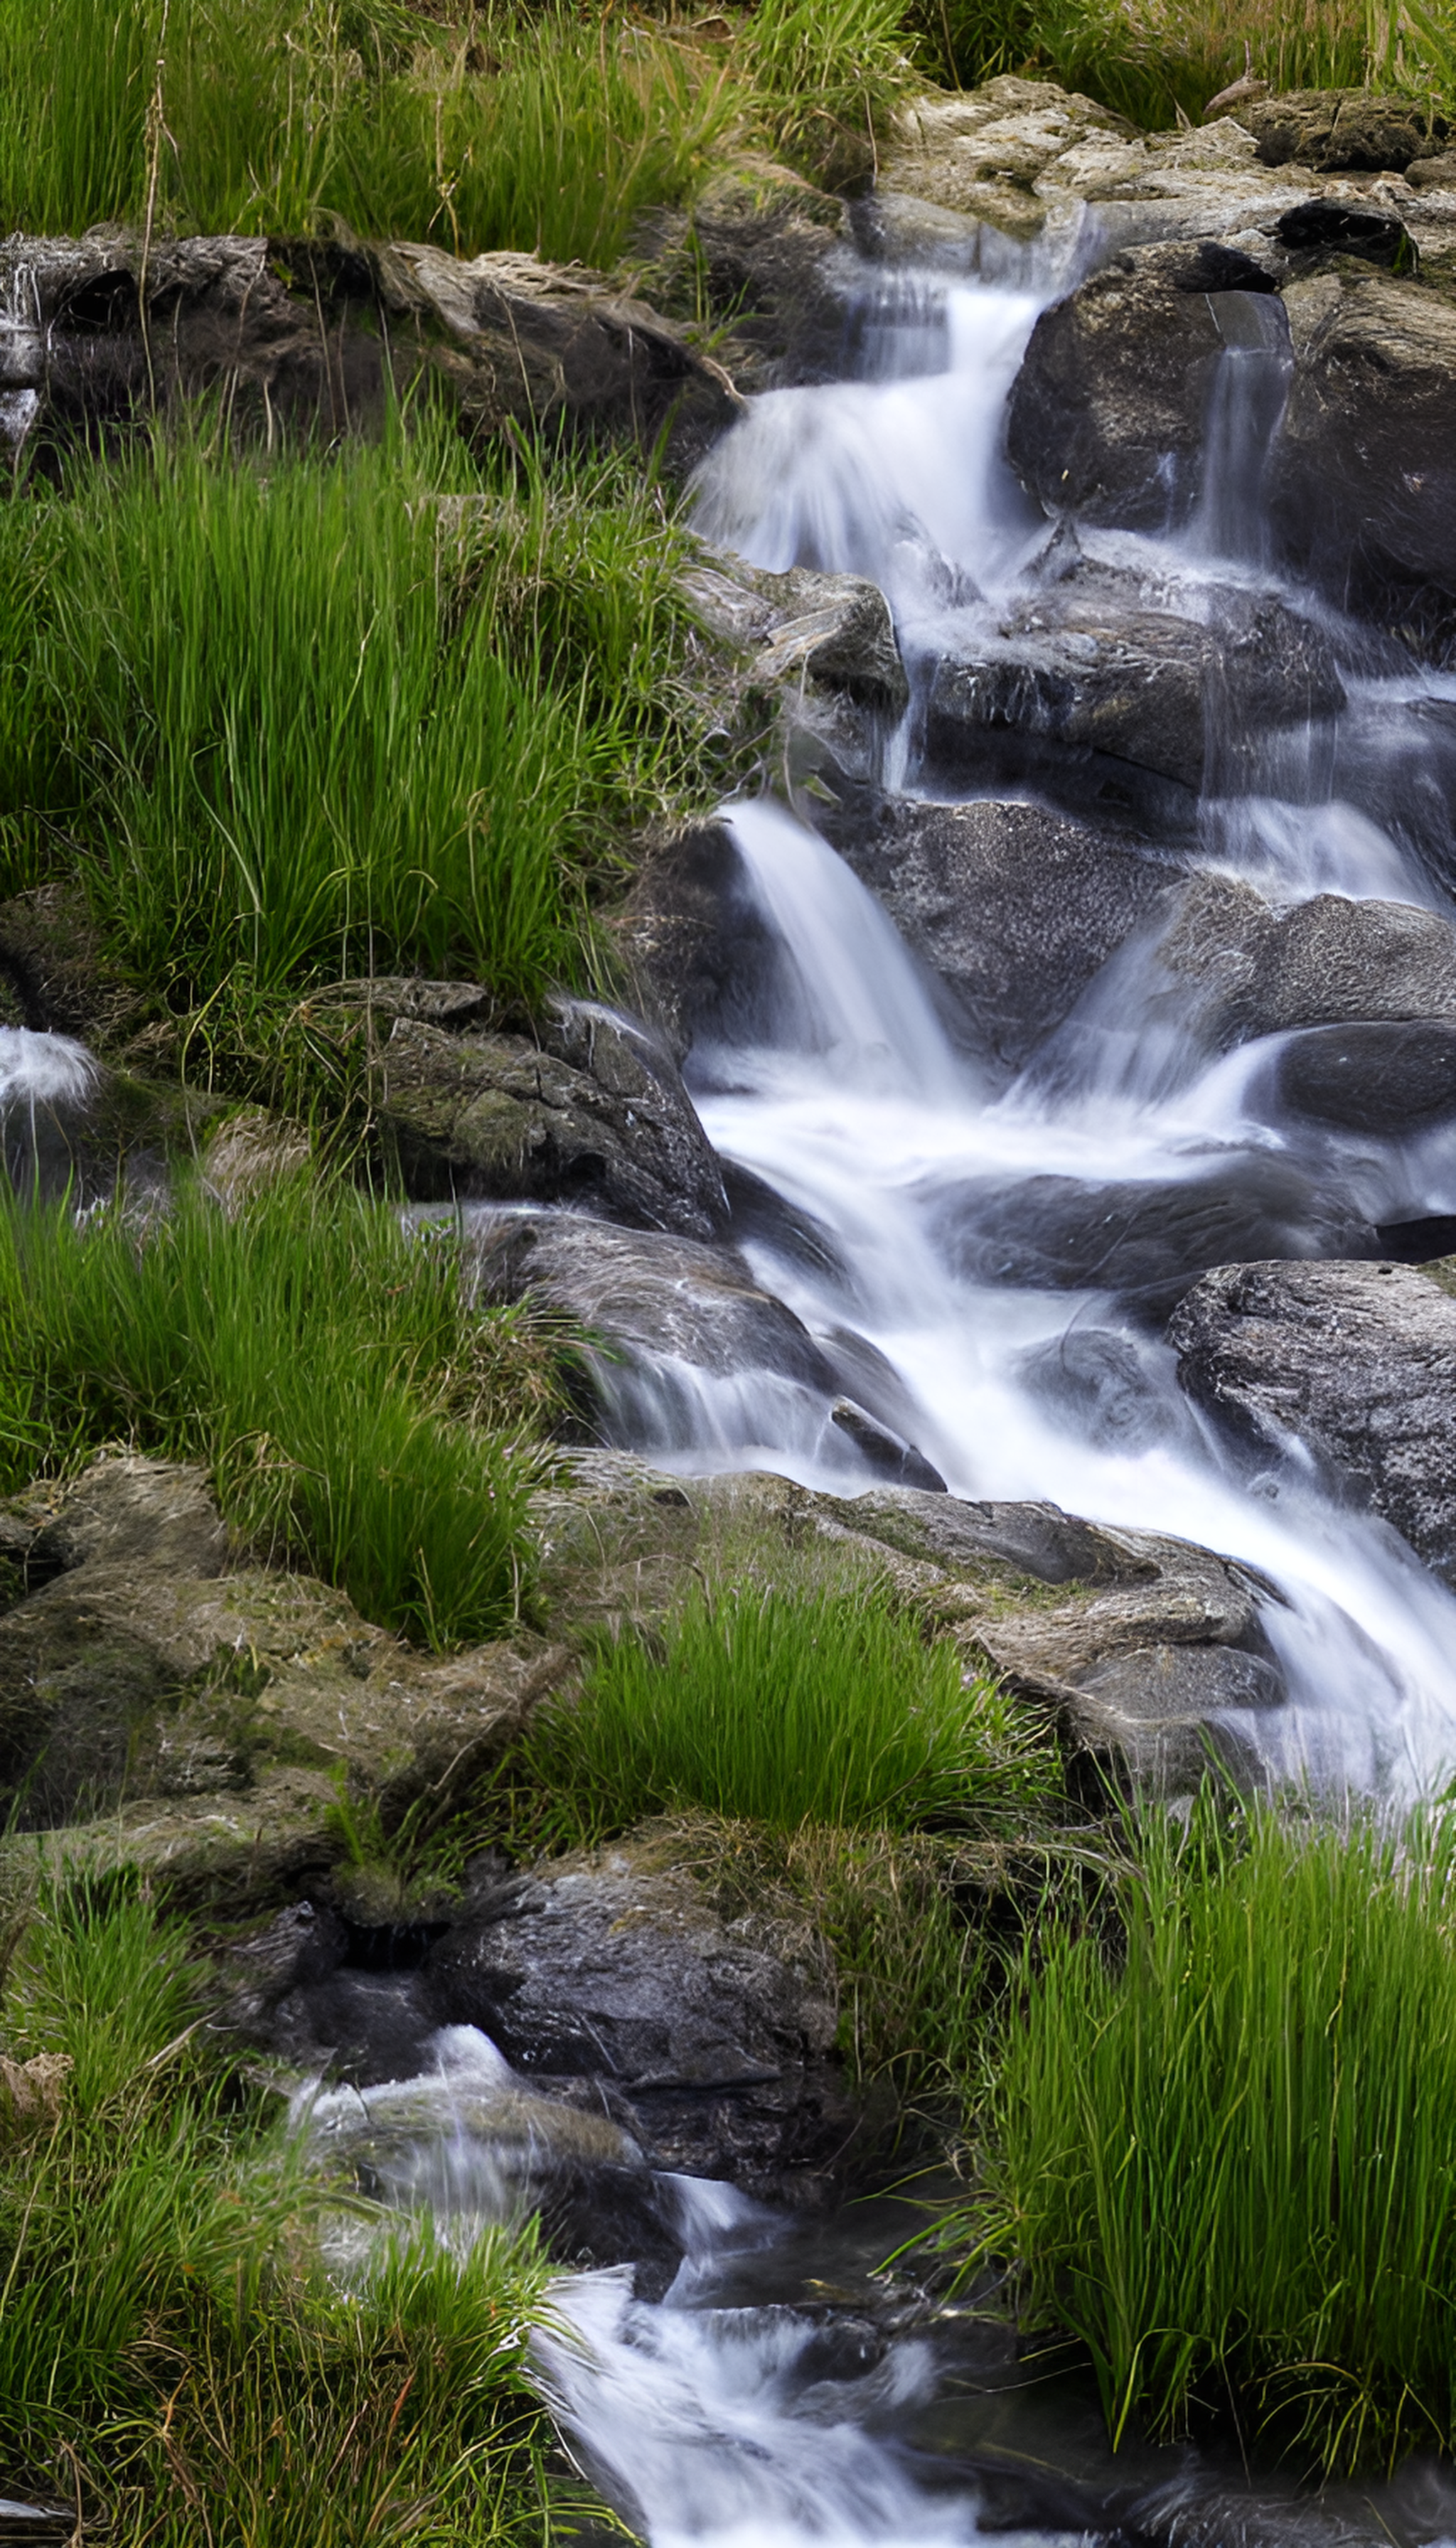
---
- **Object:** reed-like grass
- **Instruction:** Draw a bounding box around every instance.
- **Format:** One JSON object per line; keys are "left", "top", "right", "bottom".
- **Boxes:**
{"left": 0, "top": 417, "right": 708, "bottom": 1010}
{"left": 0, "top": 1878, "right": 554, "bottom": 2540}
{"left": 0, "top": 1174, "right": 547, "bottom": 1646}
{"left": 510, "top": 1578, "right": 1056, "bottom": 1845}
{"left": 960, "top": 1799, "right": 1456, "bottom": 2474}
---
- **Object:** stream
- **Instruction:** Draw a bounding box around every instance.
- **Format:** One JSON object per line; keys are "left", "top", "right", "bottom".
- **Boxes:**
{"left": 327, "top": 242, "right": 1456, "bottom": 2544}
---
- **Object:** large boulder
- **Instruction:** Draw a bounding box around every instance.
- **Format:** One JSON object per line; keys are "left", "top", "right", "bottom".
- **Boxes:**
{"left": 1005, "top": 239, "right": 1281, "bottom": 530}
{"left": 323, "top": 981, "right": 729, "bottom": 1242}
{"left": 0, "top": 232, "right": 740, "bottom": 471}
{"left": 1266, "top": 273, "right": 1456, "bottom": 636}
{"left": 874, "top": 75, "right": 1135, "bottom": 240}
{"left": 1168, "top": 1259, "right": 1456, "bottom": 1582}
{"left": 1243, "top": 90, "right": 1450, "bottom": 173}
{"left": 1269, "top": 1019, "right": 1456, "bottom": 1134}
{"left": 1153, "top": 874, "right": 1456, "bottom": 1049}
{"left": 0, "top": 1455, "right": 567, "bottom": 1849}
{"left": 827, "top": 796, "right": 1187, "bottom": 1068}
{"left": 925, "top": 574, "right": 1344, "bottom": 796}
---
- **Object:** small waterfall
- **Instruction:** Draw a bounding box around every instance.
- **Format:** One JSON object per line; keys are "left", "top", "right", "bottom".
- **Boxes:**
{"left": 1187, "top": 291, "right": 1293, "bottom": 567}
{"left": 0, "top": 259, "right": 43, "bottom": 458}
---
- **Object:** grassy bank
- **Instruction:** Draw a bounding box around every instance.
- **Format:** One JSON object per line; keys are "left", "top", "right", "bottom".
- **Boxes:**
{"left": 954, "top": 1798, "right": 1456, "bottom": 2475}
{"left": 0, "top": 1174, "right": 555, "bottom": 1645}
{"left": 0, "top": 1878, "right": 556, "bottom": 2542}
{"left": 0, "top": 414, "right": 715, "bottom": 1022}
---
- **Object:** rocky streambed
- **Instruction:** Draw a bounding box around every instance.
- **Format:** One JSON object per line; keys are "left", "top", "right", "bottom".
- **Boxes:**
{"left": 6, "top": 66, "right": 1456, "bottom": 2548}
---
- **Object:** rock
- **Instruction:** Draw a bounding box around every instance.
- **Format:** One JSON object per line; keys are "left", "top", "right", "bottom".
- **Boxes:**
{"left": 1408, "top": 151, "right": 1456, "bottom": 191}
{"left": 8, "top": 1770, "right": 347, "bottom": 1912}
{"left": 1274, "top": 197, "right": 1417, "bottom": 271}
{"left": 828, "top": 1398, "right": 946, "bottom": 1492}
{"left": 1270, "top": 1019, "right": 1456, "bottom": 1133}
{"left": 1268, "top": 274, "right": 1456, "bottom": 636}
{"left": 825, "top": 796, "right": 1185, "bottom": 1069}
{"left": 1243, "top": 90, "right": 1450, "bottom": 173}
{"left": 926, "top": 1157, "right": 1380, "bottom": 1311}
{"left": 634, "top": 156, "right": 852, "bottom": 391}
{"left": 925, "top": 575, "right": 1343, "bottom": 796}
{"left": 0, "top": 1455, "right": 567, "bottom": 1836}
{"left": 1169, "top": 1259, "right": 1456, "bottom": 1582}
{"left": 328, "top": 981, "right": 729, "bottom": 1241}
{"left": 875, "top": 77, "right": 1136, "bottom": 239}
{"left": 422, "top": 1834, "right": 850, "bottom": 2198}
{"left": 1005, "top": 239, "right": 1280, "bottom": 532}
{"left": 682, "top": 557, "right": 908, "bottom": 711}
{"left": 616, "top": 818, "right": 789, "bottom": 1064}
{"left": 1155, "top": 875, "right": 1456, "bottom": 1049}
{"left": 0, "top": 232, "right": 739, "bottom": 471}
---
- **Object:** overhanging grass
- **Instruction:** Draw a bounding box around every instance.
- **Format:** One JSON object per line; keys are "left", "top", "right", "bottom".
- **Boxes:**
{"left": 0, "top": 1878, "right": 555, "bottom": 2541}
{"left": 507, "top": 1575, "right": 1056, "bottom": 1847}
{"left": 0, "top": 1174, "right": 550, "bottom": 1647}
{"left": 0, "top": 417, "right": 713, "bottom": 1014}
{"left": 957, "top": 1798, "right": 1456, "bottom": 2475}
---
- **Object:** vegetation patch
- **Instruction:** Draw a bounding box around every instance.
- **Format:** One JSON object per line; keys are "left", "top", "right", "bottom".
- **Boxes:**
{"left": 0, "top": 1875, "right": 557, "bottom": 2543}
{"left": 0, "top": 1172, "right": 557, "bottom": 1647}
{"left": 951, "top": 1797, "right": 1456, "bottom": 2474}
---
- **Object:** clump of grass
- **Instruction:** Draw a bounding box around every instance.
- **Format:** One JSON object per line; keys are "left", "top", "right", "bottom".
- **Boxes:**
{"left": 507, "top": 1575, "right": 1056, "bottom": 1848}
{"left": 956, "top": 1797, "right": 1456, "bottom": 2475}
{"left": 746, "top": 0, "right": 913, "bottom": 169}
{"left": 1, "top": 415, "right": 712, "bottom": 1015}
{"left": 0, "top": 1174, "right": 550, "bottom": 1647}
{"left": 0, "top": 1877, "right": 555, "bottom": 2539}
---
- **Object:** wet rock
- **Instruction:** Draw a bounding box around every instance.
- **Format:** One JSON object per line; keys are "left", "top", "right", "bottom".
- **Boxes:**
{"left": 828, "top": 1398, "right": 946, "bottom": 1492}
{"left": 1270, "top": 1019, "right": 1456, "bottom": 1132}
{"left": 0, "top": 1455, "right": 566, "bottom": 1836}
{"left": 1155, "top": 875, "right": 1456, "bottom": 1048}
{"left": 927, "top": 1157, "right": 1379, "bottom": 1312}
{"left": 683, "top": 557, "right": 908, "bottom": 711}
{"left": 1169, "top": 1258, "right": 1456, "bottom": 1580}
{"left": 926, "top": 575, "right": 1342, "bottom": 795}
{"left": 1, "top": 231, "right": 739, "bottom": 470}
{"left": 1274, "top": 197, "right": 1417, "bottom": 271}
{"left": 617, "top": 818, "right": 801, "bottom": 1065}
{"left": 328, "top": 981, "right": 729, "bottom": 1241}
{"left": 1268, "top": 274, "right": 1456, "bottom": 636}
{"left": 1016, "top": 1327, "right": 1194, "bottom": 1452}
{"left": 424, "top": 1835, "right": 850, "bottom": 2198}
{"left": 1005, "top": 240, "right": 1280, "bottom": 530}
{"left": 1244, "top": 90, "right": 1450, "bottom": 173}
{"left": 827, "top": 796, "right": 1184, "bottom": 1069}
{"left": 875, "top": 77, "right": 1136, "bottom": 239}
{"left": 635, "top": 157, "right": 852, "bottom": 390}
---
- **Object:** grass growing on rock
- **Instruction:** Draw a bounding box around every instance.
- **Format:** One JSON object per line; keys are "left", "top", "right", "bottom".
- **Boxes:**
{"left": 0, "top": 1875, "right": 556, "bottom": 2542}
{"left": 0, "top": 414, "right": 714, "bottom": 1017}
{"left": 0, "top": 1173, "right": 552, "bottom": 1646}
{"left": 953, "top": 1796, "right": 1456, "bottom": 2474}
{"left": 505, "top": 1573, "right": 1058, "bottom": 1846}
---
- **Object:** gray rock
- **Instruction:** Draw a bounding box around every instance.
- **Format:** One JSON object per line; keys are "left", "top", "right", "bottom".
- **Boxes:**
{"left": 1270, "top": 1019, "right": 1456, "bottom": 1132}
{"left": 1168, "top": 1258, "right": 1456, "bottom": 1580}
{"left": 1243, "top": 89, "right": 1450, "bottom": 173}
{"left": 1155, "top": 875, "right": 1456, "bottom": 1048}
{"left": 616, "top": 817, "right": 815, "bottom": 1065}
{"left": 875, "top": 76, "right": 1136, "bottom": 239}
{"left": 684, "top": 558, "right": 907, "bottom": 710}
{"left": 633, "top": 157, "right": 852, "bottom": 392}
{"left": 828, "top": 796, "right": 1184, "bottom": 1067}
{"left": 330, "top": 983, "right": 729, "bottom": 1241}
{"left": 1005, "top": 240, "right": 1280, "bottom": 531}
{"left": 1268, "top": 274, "right": 1456, "bottom": 636}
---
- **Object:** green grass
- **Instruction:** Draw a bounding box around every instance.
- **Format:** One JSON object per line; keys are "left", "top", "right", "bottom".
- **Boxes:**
{"left": 0, "top": 415, "right": 712, "bottom": 1017}
{"left": 956, "top": 1797, "right": 1456, "bottom": 2475}
{"left": 505, "top": 1575, "right": 1056, "bottom": 1848}
{"left": 0, "top": 1173, "right": 551, "bottom": 1647}
{"left": 0, "top": 1877, "right": 557, "bottom": 2542}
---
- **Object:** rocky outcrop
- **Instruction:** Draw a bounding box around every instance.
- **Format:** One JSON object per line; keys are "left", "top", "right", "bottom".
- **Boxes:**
{"left": 1, "top": 231, "right": 739, "bottom": 470}
{"left": 1005, "top": 240, "right": 1280, "bottom": 530}
{"left": 1153, "top": 875, "right": 1456, "bottom": 1048}
{"left": 1267, "top": 273, "right": 1456, "bottom": 633}
{"left": 1169, "top": 1259, "right": 1456, "bottom": 1582}
{"left": 829, "top": 796, "right": 1186, "bottom": 1068}
{"left": 0, "top": 1455, "right": 567, "bottom": 1880}
{"left": 925, "top": 572, "right": 1344, "bottom": 796}
{"left": 323, "top": 981, "right": 729, "bottom": 1242}
{"left": 683, "top": 557, "right": 908, "bottom": 711}
{"left": 634, "top": 156, "right": 853, "bottom": 391}
{"left": 1243, "top": 90, "right": 1450, "bottom": 173}
{"left": 874, "top": 75, "right": 1135, "bottom": 241}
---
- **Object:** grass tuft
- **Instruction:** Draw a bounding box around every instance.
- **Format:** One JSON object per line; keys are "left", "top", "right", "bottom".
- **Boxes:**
{"left": 955, "top": 1796, "right": 1456, "bottom": 2475}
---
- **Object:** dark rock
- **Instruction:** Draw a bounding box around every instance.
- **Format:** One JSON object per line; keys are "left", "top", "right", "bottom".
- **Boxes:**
{"left": 616, "top": 818, "right": 786, "bottom": 1066}
{"left": 1155, "top": 876, "right": 1456, "bottom": 1049}
{"left": 828, "top": 1398, "right": 947, "bottom": 1492}
{"left": 827, "top": 796, "right": 1184, "bottom": 1069}
{"left": 338, "top": 983, "right": 729, "bottom": 1241}
{"left": 1408, "top": 151, "right": 1456, "bottom": 189}
{"left": 1244, "top": 89, "right": 1449, "bottom": 173}
{"left": 634, "top": 159, "right": 852, "bottom": 391}
{"left": 1275, "top": 198, "right": 1417, "bottom": 271}
{"left": 925, "top": 572, "right": 1343, "bottom": 796}
{"left": 1169, "top": 1258, "right": 1456, "bottom": 1580}
{"left": 424, "top": 1836, "right": 850, "bottom": 2198}
{"left": 1005, "top": 240, "right": 1278, "bottom": 532}
{"left": 926, "top": 1157, "right": 1379, "bottom": 1312}
{"left": 1268, "top": 274, "right": 1456, "bottom": 638}
{"left": 1017, "top": 1326, "right": 1194, "bottom": 1452}
{"left": 1271, "top": 1019, "right": 1456, "bottom": 1132}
